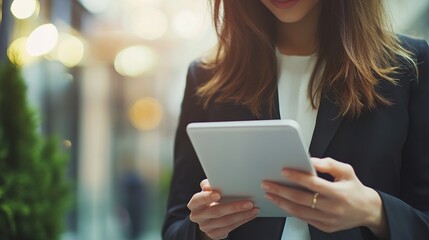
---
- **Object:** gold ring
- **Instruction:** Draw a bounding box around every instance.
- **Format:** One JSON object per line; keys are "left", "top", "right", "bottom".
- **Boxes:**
{"left": 311, "top": 192, "right": 319, "bottom": 209}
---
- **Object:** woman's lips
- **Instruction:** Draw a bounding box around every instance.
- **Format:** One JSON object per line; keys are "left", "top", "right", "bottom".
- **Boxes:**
{"left": 270, "top": 0, "right": 300, "bottom": 9}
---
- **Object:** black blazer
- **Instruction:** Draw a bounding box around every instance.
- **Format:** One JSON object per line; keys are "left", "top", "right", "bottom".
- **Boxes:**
{"left": 162, "top": 36, "right": 429, "bottom": 240}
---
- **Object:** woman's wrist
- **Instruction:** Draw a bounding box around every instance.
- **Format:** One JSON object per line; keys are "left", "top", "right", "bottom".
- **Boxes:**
{"left": 364, "top": 187, "right": 388, "bottom": 239}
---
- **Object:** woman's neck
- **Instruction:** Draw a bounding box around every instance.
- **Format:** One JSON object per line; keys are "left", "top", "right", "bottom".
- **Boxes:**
{"left": 276, "top": 3, "right": 321, "bottom": 56}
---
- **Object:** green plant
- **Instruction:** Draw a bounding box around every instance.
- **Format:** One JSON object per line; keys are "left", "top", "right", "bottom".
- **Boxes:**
{"left": 0, "top": 61, "right": 72, "bottom": 240}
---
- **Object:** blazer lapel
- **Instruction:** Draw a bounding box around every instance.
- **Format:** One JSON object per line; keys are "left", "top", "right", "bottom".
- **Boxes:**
{"left": 309, "top": 95, "right": 344, "bottom": 157}
{"left": 260, "top": 87, "right": 344, "bottom": 158}
{"left": 262, "top": 89, "right": 343, "bottom": 158}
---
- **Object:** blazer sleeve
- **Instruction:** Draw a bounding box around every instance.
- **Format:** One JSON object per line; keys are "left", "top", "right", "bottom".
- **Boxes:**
{"left": 377, "top": 39, "right": 429, "bottom": 239}
{"left": 162, "top": 62, "right": 208, "bottom": 240}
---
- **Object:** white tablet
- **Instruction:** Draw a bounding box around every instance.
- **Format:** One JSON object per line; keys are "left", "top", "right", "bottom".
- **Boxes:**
{"left": 186, "top": 119, "right": 315, "bottom": 217}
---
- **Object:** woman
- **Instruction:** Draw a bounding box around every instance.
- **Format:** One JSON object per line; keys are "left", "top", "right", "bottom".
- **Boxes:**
{"left": 163, "top": 0, "right": 429, "bottom": 239}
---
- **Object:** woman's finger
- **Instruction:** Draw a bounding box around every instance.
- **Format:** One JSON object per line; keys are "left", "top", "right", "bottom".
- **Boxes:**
{"left": 187, "top": 191, "right": 220, "bottom": 212}
{"left": 281, "top": 169, "right": 337, "bottom": 196}
{"left": 310, "top": 157, "right": 355, "bottom": 180}
{"left": 264, "top": 192, "right": 330, "bottom": 222}
{"left": 204, "top": 213, "right": 258, "bottom": 240}
{"left": 261, "top": 182, "right": 330, "bottom": 210}
{"left": 192, "top": 200, "right": 255, "bottom": 221}
{"left": 200, "top": 179, "right": 212, "bottom": 191}
{"left": 199, "top": 208, "right": 259, "bottom": 232}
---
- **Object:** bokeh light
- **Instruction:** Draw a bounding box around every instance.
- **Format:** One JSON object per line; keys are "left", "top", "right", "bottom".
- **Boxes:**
{"left": 128, "top": 97, "right": 163, "bottom": 131}
{"left": 130, "top": 8, "right": 168, "bottom": 40}
{"left": 11, "top": 0, "right": 38, "bottom": 19}
{"left": 114, "top": 45, "right": 156, "bottom": 77}
{"left": 26, "top": 24, "right": 59, "bottom": 57}
{"left": 7, "top": 37, "right": 35, "bottom": 65}
{"left": 56, "top": 33, "right": 85, "bottom": 68}
{"left": 63, "top": 140, "right": 72, "bottom": 149}
{"left": 79, "top": 0, "right": 109, "bottom": 14}
{"left": 173, "top": 10, "right": 202, "bottom": 39}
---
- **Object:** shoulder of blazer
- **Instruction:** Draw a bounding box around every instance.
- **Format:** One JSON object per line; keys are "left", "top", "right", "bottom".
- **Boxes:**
{"left": 391, "top": 35, "right": 429, "bottom": 85}
{"left": 397, "top": 34, "right": 428, "bottom": 52}
{"left": 187, "top": 60, "right": 215, "bottom": 88}
{"left": 397, "top": 34, "right": 429, "bottom": 66}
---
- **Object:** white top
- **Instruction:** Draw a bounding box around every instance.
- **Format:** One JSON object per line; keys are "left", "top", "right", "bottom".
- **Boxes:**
{"left": 277, "top": 51, "right": 318, "bottom": 240}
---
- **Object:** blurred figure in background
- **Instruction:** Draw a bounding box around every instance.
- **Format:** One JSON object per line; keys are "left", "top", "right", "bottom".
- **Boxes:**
{"left": 118, "top": 158, "right": 149, "bottom": 240}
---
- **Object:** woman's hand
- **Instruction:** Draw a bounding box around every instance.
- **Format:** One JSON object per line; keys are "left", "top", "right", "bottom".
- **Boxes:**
{"left": 262, "top": 157, "right": 388, "bottom": 238}
{"left": 188, "top": 179, "right": 260, "bottom": 240}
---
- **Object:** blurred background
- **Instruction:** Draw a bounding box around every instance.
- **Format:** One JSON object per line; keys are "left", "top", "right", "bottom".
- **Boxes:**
{"left": 0, "top": 0, "right": 428, "bottom": 239}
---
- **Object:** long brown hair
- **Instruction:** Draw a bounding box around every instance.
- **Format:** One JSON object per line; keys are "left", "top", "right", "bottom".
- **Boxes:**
{"left": 198, "top": 0, "right": 416, "bottom": 117}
